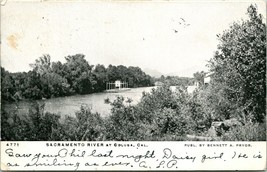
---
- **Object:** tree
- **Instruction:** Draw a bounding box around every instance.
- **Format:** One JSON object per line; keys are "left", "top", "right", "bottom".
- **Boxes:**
{"left": 1, "top": 67, "right": 16, "bottom": 101}
{"left": 63, "top": 54, "right": 94, "bottom": 94}
{"left": 30, "top": 54, "right": 52, "bottom": 76}
{"left": 29, "top": 55, "right": 72, "bottom": 98}
{"left": 106, "top": 65, "right": 119, "bottom": 82}
{"left": 51, "top": 61, "right": 65, "bottom": 77}
{"left": 23, "top": 70, "right": 43, "bottom": 100}
{"left": 92, "top": 64, "right": 107, "bottom": 92}
{"left": 208, "top": 4, "right": 266, "bottom": 122}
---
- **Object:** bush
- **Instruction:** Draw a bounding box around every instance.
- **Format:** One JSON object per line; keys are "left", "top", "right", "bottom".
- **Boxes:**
{"left": 104, "top": 85, "right": 197, "bottom": 141}
{"left": 104, "top": 96, "right": 142, "bottom": 141}
{"left": 1, "top": 102, "right": 61, "bottom": 141}
{"left": 1, "top": 102, "right": 106, "bottom": 141}
{"left": 60, "top": 105, "right": 105, "bottom": 141}
{"left": 221, "top": 120, "right": 266, "bottom": 141}
{"left": 1, "top": 109, "right": 31, "bottom": 141}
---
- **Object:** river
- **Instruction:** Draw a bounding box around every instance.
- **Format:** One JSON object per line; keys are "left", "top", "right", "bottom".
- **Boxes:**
{"left": 2, "top": 86, "right": 156, "bottom": 117}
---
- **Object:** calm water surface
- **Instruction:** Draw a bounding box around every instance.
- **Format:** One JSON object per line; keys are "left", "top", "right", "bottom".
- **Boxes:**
{"left": 3, "top": 87, "right": 156, "bottom": 117}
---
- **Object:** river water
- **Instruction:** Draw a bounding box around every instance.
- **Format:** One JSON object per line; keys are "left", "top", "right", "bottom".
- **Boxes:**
{"left": 2, "top": 86, "right": 156, "bottom": 117}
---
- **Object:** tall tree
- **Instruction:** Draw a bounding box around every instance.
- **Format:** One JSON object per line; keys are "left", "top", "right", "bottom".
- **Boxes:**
{"left": 63, "top": 54, "right": 94, "bottom": 94}
{"left": 92, "top": 64, "right": 107, "bottom": 92}
{"left": 30, "top": 54, "right": 52, "bottom": 76}
{"left": 208, "top": 4, "right": 266, "bottom": 122}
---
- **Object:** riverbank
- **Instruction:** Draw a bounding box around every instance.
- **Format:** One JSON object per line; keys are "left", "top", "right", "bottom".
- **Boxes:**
{"left": 2, "top": 86, "right": 156, "bottom": 117}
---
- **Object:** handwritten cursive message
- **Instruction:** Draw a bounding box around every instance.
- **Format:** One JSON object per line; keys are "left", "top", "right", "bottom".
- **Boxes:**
{"left": 1, "top": 142, "right": 266, "bottom": 171}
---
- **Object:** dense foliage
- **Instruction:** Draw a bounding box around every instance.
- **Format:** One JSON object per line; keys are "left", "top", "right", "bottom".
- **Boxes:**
{"left": 1, "top": 102, "right": 61, "bottom": 141}
{"left": 208, "top": 5, "right": 266, "bottom": 122}
{"left": 104, "top": 85, "right": 196, "bottom": 141}
{"left": 1, "top": 54, "right": 154, "bottom": 102}
{"left": 154, "top": 75, "right": 194, "bottom": 86}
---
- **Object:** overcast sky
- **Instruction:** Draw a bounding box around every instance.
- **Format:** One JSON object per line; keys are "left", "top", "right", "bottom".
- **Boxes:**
{"left": 1, "top": 0, "right": 266, "bottom": 77}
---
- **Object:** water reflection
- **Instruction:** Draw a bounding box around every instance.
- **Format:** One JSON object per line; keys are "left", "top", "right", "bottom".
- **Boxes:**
{"left": 3, "top": 87, "right": 156, "bottom": 117}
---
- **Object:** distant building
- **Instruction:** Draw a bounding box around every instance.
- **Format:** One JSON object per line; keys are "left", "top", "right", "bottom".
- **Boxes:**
{"left": 106, "top": 80, "right": 130, "bottom": 93}
{"left": 115, "top": 80, "right": 122, "bottom": 89}
{"left": 187, "top": 81, "right": 200, "bottom": 94}
{"left": 154, "top": 81, "right": 164, "bottom": 86}
{"left": 204, "top": 76, "right": 211, "bottom": 85}
{"left": 107, "top": 80, "right": 128, "bottom": 90}
{"left": 187, "top": 73, "right": 212, "bottom": 94}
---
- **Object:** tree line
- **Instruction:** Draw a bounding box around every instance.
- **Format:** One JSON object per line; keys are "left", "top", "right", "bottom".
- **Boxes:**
{"left": 154, "top": 75, "right": 195, "bottom": 87}
{"left": 1, "top": 54, "right": 154, "bottom": 102}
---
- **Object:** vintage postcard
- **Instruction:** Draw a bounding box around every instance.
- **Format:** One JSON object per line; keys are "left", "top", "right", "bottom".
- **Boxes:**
{"left": 1, "top": 0, "right": 266, "bottom": 171}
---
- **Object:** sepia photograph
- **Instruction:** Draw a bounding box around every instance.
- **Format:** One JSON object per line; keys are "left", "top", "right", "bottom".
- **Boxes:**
{"left": 1, "top": 0, "right": 266, "bottom": 143}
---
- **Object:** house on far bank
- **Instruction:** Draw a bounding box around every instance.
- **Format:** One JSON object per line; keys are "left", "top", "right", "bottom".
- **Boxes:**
{"left": 154, "top": 81, "right": 164, "bottom": 86}
{"left": 187, "top": 81, "right": 200, "bottom": 94}
{"left": 204, "top": 72, "right": 212, "bottom": 85}
{"left": 204, "top": 76, "right": 211, "bottom": 85}
{"left": 187, "top": 74, "right": 212, "bottom": 94}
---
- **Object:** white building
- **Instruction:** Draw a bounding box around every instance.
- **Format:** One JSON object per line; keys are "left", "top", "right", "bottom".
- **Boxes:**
{"left": 204, "top": 76, "right": 211, "bottom": 85}
{"left": 115, "top": 80, "right": 121, "bottom": 89}
{"left": 106, "top": 80, "right": 129, "bottom": 91}
{"left": 187, "top": 81, "right": 200, "bottom": 94}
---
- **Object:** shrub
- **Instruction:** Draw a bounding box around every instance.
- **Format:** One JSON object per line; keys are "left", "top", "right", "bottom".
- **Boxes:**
{"left": 1, "top": 109, "right": 31, "bottom": 141}
{"left": 1, "top": 101, "right": 61, "bottom": 141}
{"left": 221, "top": 119, "right": 266, "bottom": 141}
{"left": 60, "top": 105, "right": 105, "bottom": 141}
{"left": 104, "top": 96, "right": 141, "bottom": 141}
{"left": 104, "top": 85, "right": 196, "bottom": 141}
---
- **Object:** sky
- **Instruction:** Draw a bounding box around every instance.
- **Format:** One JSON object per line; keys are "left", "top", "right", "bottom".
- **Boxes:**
{"left": 1, "top": 0, "right": 266, "bottom": 77}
